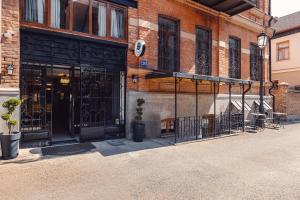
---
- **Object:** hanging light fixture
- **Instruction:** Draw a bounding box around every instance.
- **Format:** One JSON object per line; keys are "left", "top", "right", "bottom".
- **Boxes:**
{"left": 60, "top": 75, "right": 70, "bottom": 85}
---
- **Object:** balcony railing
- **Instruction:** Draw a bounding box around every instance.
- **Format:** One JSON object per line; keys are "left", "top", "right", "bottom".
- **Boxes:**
{"left": 192, "top": 0, "right": 257, "bottom": 16}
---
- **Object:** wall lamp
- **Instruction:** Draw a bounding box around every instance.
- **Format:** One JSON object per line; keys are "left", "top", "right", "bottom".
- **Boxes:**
{"left": 131, "top": 74, "right": 139, "bottom": 83}
{"left": 7, "top": 64, "right": 14, "bottom": 75}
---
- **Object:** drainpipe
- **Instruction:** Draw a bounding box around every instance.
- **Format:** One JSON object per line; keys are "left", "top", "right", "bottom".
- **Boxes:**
{"left": 242, "top": 83, "right": 252, "bottom": 132}
{"left": 268, "top": 0, "right": 276, "bottom": 110}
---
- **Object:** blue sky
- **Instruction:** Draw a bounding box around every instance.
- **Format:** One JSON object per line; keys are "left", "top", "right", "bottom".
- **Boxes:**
{"left": 272, "top": 0, "right": 300, "bottom": 17}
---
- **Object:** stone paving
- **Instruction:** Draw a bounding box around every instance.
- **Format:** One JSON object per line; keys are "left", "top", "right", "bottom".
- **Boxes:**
{"left": 1, "top": 124, "right": 300, "bottom": 200}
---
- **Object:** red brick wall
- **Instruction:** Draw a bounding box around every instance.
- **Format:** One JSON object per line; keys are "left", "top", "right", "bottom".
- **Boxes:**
{"left": 128, "top": 0, "right": 271, "bottom": 93}
{"left": 1, "top": 0, "right": 20, "bottom": 88}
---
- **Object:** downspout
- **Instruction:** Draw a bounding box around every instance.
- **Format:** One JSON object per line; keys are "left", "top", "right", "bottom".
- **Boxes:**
{"left": 242, "top": 83, "right": 252, "bottom": 132}
{"left": 268, "top": 0, "right": 276, "bottom": 110}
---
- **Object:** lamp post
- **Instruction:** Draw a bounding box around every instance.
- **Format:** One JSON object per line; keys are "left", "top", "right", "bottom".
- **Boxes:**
{"left": 257, "top": 32, "right": 268, "bottom": 121}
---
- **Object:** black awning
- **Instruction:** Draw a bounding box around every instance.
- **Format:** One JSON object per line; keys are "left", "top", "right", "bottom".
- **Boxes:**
{"left": 110, "top": 0, "right": 137, "bottom": 8}
{"left": 192, "top": 0, "right": 256, "bottom": 16}
{"left": 145, "top": 71, "right": 253, "bottom": 85}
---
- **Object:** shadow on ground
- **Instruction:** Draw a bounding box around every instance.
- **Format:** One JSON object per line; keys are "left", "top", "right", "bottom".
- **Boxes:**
{"left": 93, "top": 138, "right": 173, "bottom": 157}
{"left": 0, "top": 138, "right": 173, "bottom": 165}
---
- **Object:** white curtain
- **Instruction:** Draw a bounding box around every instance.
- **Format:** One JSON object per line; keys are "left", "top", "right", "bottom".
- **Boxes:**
{"left": 25, "top": 0, "right": 44, "bottom": 23}
{"left": 51, "top": 0, "right": 61, "bottom": 28}
{"left": 111, "top": 9, "right": 124, "bottom": 38}
{"left": 98, "top": 4, "right": 106, "bottom": 37}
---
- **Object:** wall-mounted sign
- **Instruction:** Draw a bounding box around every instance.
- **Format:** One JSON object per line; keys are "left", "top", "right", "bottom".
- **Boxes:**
{"left": 140, "top": 60, "right": 148, "bottom": 68}
{"left": 134, "top": 39, "right": 146, "bottom": 57}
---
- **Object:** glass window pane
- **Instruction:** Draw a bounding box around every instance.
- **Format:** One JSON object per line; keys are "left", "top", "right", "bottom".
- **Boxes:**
{"left": 229, "top": 37, "right": 241, "bottom": 79}
{"left": 196, "top": 28, "right": 211, "bottom": 75}
{"left": 24, "top": 0, "right": 45, "bottom": 24}
{"left": 92, "top": 1, "right": 106, "bottom": 36}
{"left": 111, "top": 8, "right": 125, "bottom": 39}
{"left": 73, "top": 0, "right": 89, "bottom": 33}
{"left": 158, "top": 17, "right": 179, "bottom": 72}
{"left": 51, "top": 0, "right": 71, "bottom": 29}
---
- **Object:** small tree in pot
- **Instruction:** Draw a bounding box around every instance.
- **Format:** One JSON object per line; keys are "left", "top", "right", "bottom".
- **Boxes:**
{"left": 0, "top": 98, "right": 21, "bottom": 160}
{"left": 133, "top": 98, "right": 145, "bottom": 142}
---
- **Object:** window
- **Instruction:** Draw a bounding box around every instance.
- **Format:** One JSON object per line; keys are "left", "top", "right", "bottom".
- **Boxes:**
{"left": 23, "top": 0, "right": 45, "bottom": 24}
{"left": 277, "top": 41, "right": 289, "bottom": 61}
{"left": 195, "top": 27, "right": 211, "bottom": 75}
{"left": 92, "top": 1, "right": 106, "bottom": 37}
{"left": 229, "top": 37, "right": 241, "bottom": 79}
{"left": 73, "top": 0, "right": 89, "bottom": 33}
{"left": 158, "top": 16, "right": 180, "bottom": 72}
{"left": 250, "top": 43, "right": 260, "bottom": 81}
{"left": 111, "top": 7, "right": 125, "bottom": 39}
{"left": 21, "top": 0, "right": 128, "bottom": 41}
{"left": 51, "top": 0, "right": 71, "bottom": 29}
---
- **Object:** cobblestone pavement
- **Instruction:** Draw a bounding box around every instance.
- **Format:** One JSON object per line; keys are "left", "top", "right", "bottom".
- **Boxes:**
{"left": 1, "top": 123, "right": 300, "bottom": 200}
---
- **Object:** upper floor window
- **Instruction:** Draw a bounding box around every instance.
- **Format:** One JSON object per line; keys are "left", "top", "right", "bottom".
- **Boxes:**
{"left": 111, "top": 7, "right": 125, "bottom": 39}
{"left": 277, "top": 41, "right": 289, "bottom": 61}
{"left": 229, "top": 37, "right": 241, "bottom": 79}
{"left": 158, "top": 16, "right": 180, "bottom": 72}
{"left": 21, "top": 0, "right": 127, "bottom": 41}
{"left": 23, "top": 0, "right": 45, "bottom": 24}
{"left": 92, "top": 1, "right": 106, "bottom": 37}
{"left": 73, "top": 0, "right": 89, "bottom": 33}
{"left": 250, "top": 43, "right": 260, "bottom": 81}
{"left": 195, "top": 27, "right": 211, "bottom": 75}
{"left": 51, "top": 0, "right": 71, "bottom": 29}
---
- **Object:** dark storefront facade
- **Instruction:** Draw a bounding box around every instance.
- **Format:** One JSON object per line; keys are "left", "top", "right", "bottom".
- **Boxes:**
{"left": 20, "top": 30, "right": 126, "bottom": 143}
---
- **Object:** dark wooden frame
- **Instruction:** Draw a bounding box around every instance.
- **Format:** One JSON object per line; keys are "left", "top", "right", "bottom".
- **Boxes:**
{"left": 249, "top": 42, "right": 260, "bottom": 81}
{"left": 19, "top": 0, "right": 128, "bottom": 43}
{"left": 157, "top": 14, "right": 181, "bottom": 73}
{"left": 195, "top": 25, "right": 212, "bottom": 76}
{"left": 228, "top": 36, "right": 241, "bottom": 79}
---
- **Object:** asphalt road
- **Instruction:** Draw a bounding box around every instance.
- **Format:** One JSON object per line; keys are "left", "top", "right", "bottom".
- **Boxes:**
{"left": 1, "top": 124, "right": 300, "bottom": 200}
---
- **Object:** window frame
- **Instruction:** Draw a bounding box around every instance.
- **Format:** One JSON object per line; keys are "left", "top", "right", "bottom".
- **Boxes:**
{"left": 195, "top": 25, "right": 212, "bottom": 76}
{"left": 249, "top": 42, "right": 260, "bottom": 81}
{"left": 20, "top": 0, "right": 49, "bottom": 27}
{"left": 157, "top": 15, "right": 180, "bottom": 73}
{"left": 276, "top": 41, "right": 290, "bottom": 61}
{"left": 19, "top": 0, "right": 128, "bottom": 42}
{"left": 228, "top": 36, "right": 241, "bottom": 79}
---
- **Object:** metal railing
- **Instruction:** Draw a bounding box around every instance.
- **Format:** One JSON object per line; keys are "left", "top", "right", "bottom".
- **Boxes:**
{"left": 174, "top": 113, "right": 244, "bottom": 143}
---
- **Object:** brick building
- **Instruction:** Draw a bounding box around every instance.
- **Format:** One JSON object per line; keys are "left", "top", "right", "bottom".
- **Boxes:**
{"left": 0, "top": 0, "right": 273, "bottom": 145}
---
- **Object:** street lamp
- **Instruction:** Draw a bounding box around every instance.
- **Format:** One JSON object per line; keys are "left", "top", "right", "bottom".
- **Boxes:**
{"left": 257, "top": 32, "right": 268, "bottom": 121}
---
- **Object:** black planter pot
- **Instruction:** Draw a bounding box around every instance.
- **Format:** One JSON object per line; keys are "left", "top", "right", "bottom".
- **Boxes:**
{"left": 133, "top": 122, "right": 145, "bottom": 142}
{"left": 0, "top": 132, "right": 21, "bottom": 160}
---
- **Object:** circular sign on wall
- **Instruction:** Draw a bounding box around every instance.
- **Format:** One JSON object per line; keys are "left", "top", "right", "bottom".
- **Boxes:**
{"left": 134, "top": 39, "right": 146, "bottom": 57}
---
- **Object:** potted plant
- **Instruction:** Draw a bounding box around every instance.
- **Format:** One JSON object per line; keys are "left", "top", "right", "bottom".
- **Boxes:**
{"left": 133, "top": 98, "right": 145, "bottom": 142}
{"left": 0, "top": 98, "right": 21, "bottom": 160}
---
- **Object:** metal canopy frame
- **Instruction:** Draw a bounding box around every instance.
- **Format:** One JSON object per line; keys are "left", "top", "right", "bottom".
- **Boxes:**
{"left": 145, "top": 71, "right": 253, "bottom": 143}
{"left": 192, "top": 0, "right": 256, "bottom": 16}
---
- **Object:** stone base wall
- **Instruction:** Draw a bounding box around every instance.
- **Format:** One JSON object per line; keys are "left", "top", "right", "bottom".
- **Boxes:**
{"left": 126, "top": 91, "right": 273, "bottom": 138}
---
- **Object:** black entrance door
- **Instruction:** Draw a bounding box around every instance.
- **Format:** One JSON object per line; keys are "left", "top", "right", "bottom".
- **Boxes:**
{"left": 51, "top": 68, "right": 72, "bottom": 137}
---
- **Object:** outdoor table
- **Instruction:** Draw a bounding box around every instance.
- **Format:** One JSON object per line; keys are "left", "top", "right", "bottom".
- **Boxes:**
{"left": 251, "top": 113, "right": 266, "bottom": 130}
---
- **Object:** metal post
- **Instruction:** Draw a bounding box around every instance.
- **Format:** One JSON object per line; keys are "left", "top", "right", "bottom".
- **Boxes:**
{"left": 229, "top": 83, "right": 232, "bottom": 134}
{"left": 259, "top": 48, "right": 265, "bottom": 114}
{"left": 195, "top": 80, "right": 199, "bottom": 140}
{"left": 242, "top": 84, "right": 245, "bottom": 132}
{"left": 213, "top": 81, "right": 216, "bottom": 136}
{"left": 174, "top": 76, "right": 177, "bottom": 144}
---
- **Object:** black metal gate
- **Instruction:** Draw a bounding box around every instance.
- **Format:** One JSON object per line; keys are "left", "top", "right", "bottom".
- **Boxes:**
{"left": 80, "top": 65, "right": 125, "bottom": 141}
{"left": 20, "top": 64, "right": 53, "bottom": 141}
